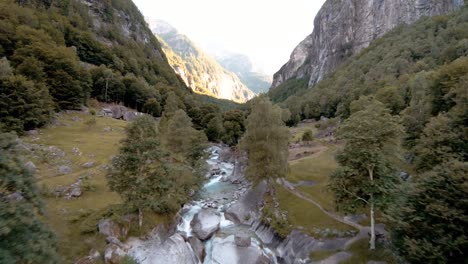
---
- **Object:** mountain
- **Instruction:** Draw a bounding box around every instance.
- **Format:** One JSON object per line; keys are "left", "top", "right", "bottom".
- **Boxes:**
{"left": 215, "top": 52, "right": 272, "bottom": 94}
{"left": 271, "top": 0, "right": 465, "bottom": 90}
{"left": 147, "top": 19, "right": 255, "bottom": 103}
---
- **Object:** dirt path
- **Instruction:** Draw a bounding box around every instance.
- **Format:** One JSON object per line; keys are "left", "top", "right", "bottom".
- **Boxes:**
{"left": 280, "top": 179, "right": 364, "bottom": 231}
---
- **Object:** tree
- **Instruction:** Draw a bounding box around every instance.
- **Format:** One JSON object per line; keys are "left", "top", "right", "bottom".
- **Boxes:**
{"left": 205, "top": 114, "right": 224, "bottom": 142}
{"left": 240, "top": 96, "right": 289, "bottom": 186}
{"left": 0, "top": 74, "right": 54, "bottom": 133}
{"left": 108, "top": 116, "right": 171, "bottom": 221}
{"left": 142, "top": 98, "right": 161, "bottom": 117}
{"left": 0, "top": 133, "right": 59, "bottom": 263}
{"left": 328, "top": 97, "right": 403, "bottom": 250}
{"left": 391, "top": 161, "right": 468, "bottom": 263}
{"left": 162, "top": 109, "right": 207, "bottom": 164}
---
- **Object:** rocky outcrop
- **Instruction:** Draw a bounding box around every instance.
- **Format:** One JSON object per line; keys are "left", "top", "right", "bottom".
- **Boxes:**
{"left": 209, "top": 235, "right": 271, "bottom": 264}
{"left": 147, "top": 19, "right": 255, "bottom": 103}
{"left": 127, "top": 233, "right": 197, "bottom": 264}
{"left": 271, "top": 0, "right": 465, "bottom": 89}
{"left": 190, "top": 209, "right": 221, "bottom": 240}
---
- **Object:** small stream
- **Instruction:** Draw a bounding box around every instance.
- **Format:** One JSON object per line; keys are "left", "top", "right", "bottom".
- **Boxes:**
{"left": 177, "top": 145, "right": 277, "bottom": 264}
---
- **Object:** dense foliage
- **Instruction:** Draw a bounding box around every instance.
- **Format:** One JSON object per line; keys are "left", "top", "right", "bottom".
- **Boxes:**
{"left": 0, "top": 133, "right": 59, "bottom": 263}
{"left": 0, "top": 0, "right": 239, "bottom": 136}
{"left": 108, "top": 115, "right": 206, "bottom": 214}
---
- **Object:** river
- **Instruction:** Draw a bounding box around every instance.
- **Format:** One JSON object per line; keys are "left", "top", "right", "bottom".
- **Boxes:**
{"left": 127, "top": 145, "right": 278, "bottom": 264}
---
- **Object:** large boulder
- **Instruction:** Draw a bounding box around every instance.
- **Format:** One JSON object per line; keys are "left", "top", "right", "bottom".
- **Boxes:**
{"left": 276, "top": 230, "right": 349, "bottom": 264}
{"left": 190, "top": 209, "right": 221, "bottom": 240}
{"left": 110, "top": 105, "right": 126, "bottom": 119}
{"left": 225, "top": 181, "right": 267, "bottom": 225}
{"left": 235, "top": 232, "right": 251, "bottom": 247}
{"left": 98, "top": 219, "right": 129, "bottom": 239}
{"left": 127, "top": 233, "right": 196, "bottom": 264}
{"left": 210, "top": 235, "right": 270, "bottom": 264}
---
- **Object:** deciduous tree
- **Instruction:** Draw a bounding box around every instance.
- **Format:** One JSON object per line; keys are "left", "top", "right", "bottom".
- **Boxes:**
{"left": 328, "top": 97, "right": 403, "bottom": 250}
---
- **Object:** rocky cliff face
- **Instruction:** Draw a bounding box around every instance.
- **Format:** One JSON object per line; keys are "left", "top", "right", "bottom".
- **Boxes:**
{"left": 271, "top": 0, "right": 465, "bottom": 89}
{"left": 147, "top": 19, "right": 255, "bottom": 103}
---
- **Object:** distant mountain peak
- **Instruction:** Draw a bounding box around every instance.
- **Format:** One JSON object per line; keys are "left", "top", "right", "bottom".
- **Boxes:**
{"left": 146, "top": 18, "right": 177, "bottom": 35}
{"left": 147, "top": 18, "right": 255, "bottom": 103}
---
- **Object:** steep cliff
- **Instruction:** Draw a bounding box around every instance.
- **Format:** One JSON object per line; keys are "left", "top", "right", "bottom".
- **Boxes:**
{"left": 147, "top": 19, "right": 255, "bottom": 103}
{"left": 271, "top": 0, "right": 465, "bottom": 89}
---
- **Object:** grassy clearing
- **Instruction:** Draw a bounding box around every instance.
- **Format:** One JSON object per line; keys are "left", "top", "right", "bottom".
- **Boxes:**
{"left": 287, "top": 143, "right": 339, "bottom": 212}
{"left": 342, "top": 238, "right": 397, "bottom": 264}
{"left": 22, "top": 112, "right": 168, "bottom": 262}
{"left": 309, "top": 249, "right": 340, "bottom": 261}
{"left": 289, "top": 122, "right": 318, "bottom": 143}
{"left": 277, "top": 185, "right": 356, "bottom": 238}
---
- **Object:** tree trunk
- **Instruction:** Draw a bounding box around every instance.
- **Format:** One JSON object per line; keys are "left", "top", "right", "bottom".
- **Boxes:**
{"left": 138, "top": 207, "right": 143, "bottom": 230}
{"left": 370, "top": 197, "right": 376, "bottom": 250}
{"left": 368, "top": 165, "right": 376, "bottom": 250}
{"left": 105, "top": 78, "right": 109, "bottom": 103}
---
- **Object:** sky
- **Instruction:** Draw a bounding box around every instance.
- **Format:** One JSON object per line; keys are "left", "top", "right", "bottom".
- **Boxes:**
{"left": 132, "top": 0, "right": 326, "bottom": 75}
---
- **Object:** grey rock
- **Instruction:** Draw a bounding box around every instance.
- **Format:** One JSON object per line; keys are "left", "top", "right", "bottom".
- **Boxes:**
{"left": 271, "top": 0, "right": 464, "bottom": 89}
{"left": 110, "top": 105, "right": 126, "bottom": 119}
{"left": 25, "top": 161, "right": 37, "bottom": 173}
{"left": 82, "top": 161, "right": 96, "bottom": 168}
{"left": 104, "top": 244, "right": 125, "bottom": 264}
{"left": 98, "top": 219, "right": 128, "bottom": 239}
{"left": 191, "top": 209, "right": 221, "bottom": 240}
{"left": 276, "top": 230, "right": 349, "bottom": 264}
{"left": 25, "top": 130, "right": 38, "bottom": 136}
{"left": 106, "top": 236, "right": 126, "bottom": 248}
{"left": 188, "top": 236, "right": 205, "bottom": 262}
{"left": 126, "top": 233, "right": 196, "bottom": 264}
{"left": 103, "top": 126, "right": 112, "bottom": 132}
{"left": 59, "top": 165, "right": 72, "bottom": 175}
{"left": 72, "top": 147, "right": 82, "bottom": 156}
{"left": 235, "top": 232, "right": 251, "bottom": 247}
{"left": 47, "top": 146, "right": 65, "bottom": 159}
{"left": 210, "top": 235, "right": 270, "bottom": 264}
{"left": 123, "top": 111, "right": 140, "bottom": 121}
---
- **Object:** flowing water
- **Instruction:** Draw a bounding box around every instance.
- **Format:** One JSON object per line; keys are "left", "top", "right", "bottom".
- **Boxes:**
{"left": 128, "top": 145, "right": 277, "bottom": 263}
{"left": 178, "top": 145, "right": 277, "bottom": 263}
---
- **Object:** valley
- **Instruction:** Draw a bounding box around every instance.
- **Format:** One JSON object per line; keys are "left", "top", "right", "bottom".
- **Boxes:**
{"left": 0, "top": 0, "right": 466, "bottom": 264}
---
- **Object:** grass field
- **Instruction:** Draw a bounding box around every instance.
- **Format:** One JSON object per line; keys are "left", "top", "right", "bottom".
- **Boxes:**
{"left": 23, "top": 112, "right": 168, "bottom": 262}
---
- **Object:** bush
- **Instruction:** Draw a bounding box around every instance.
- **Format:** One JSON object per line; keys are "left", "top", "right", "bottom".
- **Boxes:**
{"left": 302, "top": 129, "right": 314, "bottom": 141}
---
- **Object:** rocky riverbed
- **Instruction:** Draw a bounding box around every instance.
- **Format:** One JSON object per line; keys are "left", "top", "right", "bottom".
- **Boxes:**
{"left": 100, "top": 145, "right": 362, "bottom": 264}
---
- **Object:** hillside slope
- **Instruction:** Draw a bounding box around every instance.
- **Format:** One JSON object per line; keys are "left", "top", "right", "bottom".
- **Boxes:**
{"left": 215, "top": 52, "right": 272, "bottom": 94}
{"left": 271, "top": 0, "right": 464, "bottom": 91}
{"left": 147, "top": 19, "right": 255, "bottom": 103}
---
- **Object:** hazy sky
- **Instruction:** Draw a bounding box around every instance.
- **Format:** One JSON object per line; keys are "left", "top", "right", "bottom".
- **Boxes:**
{"left": 132, "top": 0, "right": 326, "bottom": 75}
